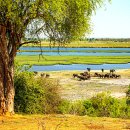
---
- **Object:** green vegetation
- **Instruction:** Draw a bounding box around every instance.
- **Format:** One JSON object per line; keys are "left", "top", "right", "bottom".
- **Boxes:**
{"left": 59, "top": 93, "right": 130, "bottom": 118}
{"left": 0, "top": 0, "right": 107, "bottom": 114}
{"left": 14, "top": 68, "right": 130, "bottom": 118}
{"left": 14, "top": 70, "right": 62, "bottom": 114}
{"left": 126, "top": 85, "right": 130, "bottom": 106}
{"left": 13, "top": 64, "right": 130, "bottom": 119}
{"left": 24, "top": 41, "right": 130, "bottom": 48}
{"left": 15, "top": 55, "right": 130, "bottom": 65}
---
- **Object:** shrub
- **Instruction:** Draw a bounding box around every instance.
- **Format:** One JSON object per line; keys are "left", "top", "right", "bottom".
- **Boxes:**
{"left": 69, "top": 101, "right": 87, "bottom": 116}
{"left": 83, "top": 93, "right": 129, "bottom": 118}
{"left": 58, "top": 100, "right": 71, "bottom": 114}
{"left": 14, "top": 71, "right": 62, "bottom": 114}
{"left": 91, "top": 93, "right": 121, "bottom": 117}
{"left": 126, "top": 85, "right": 130, "bottom": 105}
{"left": 58, "top": 100, "right": 87, "bottom": 116}
{"left": 83, "top": 100, "right": 96, "bottom": 116}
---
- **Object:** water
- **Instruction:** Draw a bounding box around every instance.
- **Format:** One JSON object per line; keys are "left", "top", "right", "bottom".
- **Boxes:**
{"left": 29, "top": 63, "right": 130, "bottom": 71}
{"left": 20, "top": 47, "right": 130, "bottom": 51}
{"left": 18, "top": 47, "right": 130, "bottom": 56}
{"left": 19, "top": 47, "right": 130, "bottom": 71}
{"left": 17, "top": 51, "right": 130, "bottom": 56}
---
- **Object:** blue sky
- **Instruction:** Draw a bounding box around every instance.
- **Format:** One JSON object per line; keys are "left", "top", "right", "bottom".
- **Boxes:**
{"left": 89, "top": 0, "right": 130, "bottom": 38}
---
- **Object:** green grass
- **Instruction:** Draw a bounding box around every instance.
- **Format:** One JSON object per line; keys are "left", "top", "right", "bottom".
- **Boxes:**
{"left": 24, "top": 41, "right": 130, "bottom": 48}
{"left": 15, "top": 55, "right": 130, "bottom": 65}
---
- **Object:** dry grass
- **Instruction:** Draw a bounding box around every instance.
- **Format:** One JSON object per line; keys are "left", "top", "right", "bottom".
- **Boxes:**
{"left": 24, "top": 41, "right": 130, "bottom": 48}
{"left": 0, "top": 114, "right": 130, "bottom": 130}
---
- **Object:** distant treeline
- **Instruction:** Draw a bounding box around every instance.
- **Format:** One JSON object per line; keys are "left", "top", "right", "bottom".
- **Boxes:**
{"left": 81, "top": 38, "right": 130, "bottom": 42}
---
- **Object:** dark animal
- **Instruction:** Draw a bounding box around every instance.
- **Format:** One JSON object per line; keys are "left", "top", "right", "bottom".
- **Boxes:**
{"left": 94, "top": 72, "right": 99, "bottom": 77}
{"left": 84, "top": 71, "right": 89, "bottom": 75}
{"left": 34, "top": 71, "right": 38, "bottom": 75}
{"left": 114, "top": 74, "right": 121, "bottom": 78}
{"left": 77, "top": 75, "right": 89, "bottom": 81}
{"left": 94, "top": 73, "right": 104, "bottom": 78}
{"left": 41, "top": 73, "right": 50, "bottom": 78}
{"left": 41, "top": 73, "right": 45, "bottom": 77}
{"left": 80, "top": 72, "right": 88, "bottom": 76}
{"left": 104, "top": 73, "right": 110, "bottom": 78}
{"left": 73, "top": 74, "right": 78, "bottom": 78}
{"left": 45, "top": 74, "right": 50, "bottom": 78}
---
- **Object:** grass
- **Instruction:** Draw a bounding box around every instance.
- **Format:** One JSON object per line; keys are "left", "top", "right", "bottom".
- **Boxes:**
{"left": 24, "top": 41, "right": 130, "bottom": 48}
{"left": 15, "top": 55, "right": 130, "bottom": 65}
{"left": 0, "top": 114, "right": 130, "bottom": 130}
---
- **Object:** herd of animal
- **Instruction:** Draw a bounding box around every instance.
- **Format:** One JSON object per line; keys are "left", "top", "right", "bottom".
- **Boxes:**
{"left": 34, "top": 71, "right": 50, "bottom": 78}
{"left": 73, "top": 69, "right": 121, "bottom": 81}
{"left": 33, "top": 68, "right": 121, "bottom": 81}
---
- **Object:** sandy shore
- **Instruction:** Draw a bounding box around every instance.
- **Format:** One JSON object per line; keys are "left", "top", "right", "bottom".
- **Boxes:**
{"left": 39, "top": 69, "right": 130, "bottom": 100}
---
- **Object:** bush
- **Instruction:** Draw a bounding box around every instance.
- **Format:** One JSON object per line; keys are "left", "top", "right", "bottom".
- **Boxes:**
{"left": 91, "top": 93, "right": 121, "bottom": 117}
{"left": 83, "top": 93, "right": 129, "bottom": 118}
{"left": 58, "top": 100, "right": 71, "bottom": 114}
{"left": 58, "top": 100, "right": 87, "bottom": 116}
{"left": 126, "top": 85, "right": 130, "bottom": 105}
{"left": 83, "top": 100, "right": 96, "bottom": 116}
{"left": 14, "top": 71, "right": 62, "bottom": 114}
{"left": 69, "top": 101, "right": 87, "bottom": 116}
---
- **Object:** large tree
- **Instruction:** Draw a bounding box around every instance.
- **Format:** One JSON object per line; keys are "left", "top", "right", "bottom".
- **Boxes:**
{"left": 0, "top": 0, "right": 108, "bottom": 114}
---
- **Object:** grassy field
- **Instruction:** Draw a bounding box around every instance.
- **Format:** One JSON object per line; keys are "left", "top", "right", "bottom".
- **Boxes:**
{"left": 0, "top": 114, "right": 130, "bottom": 130}
{"left": 15, "top": 55, "right": 130, "bottom": 65}
{"left": 24, "top": 41, "right": 130, "bottom": 48}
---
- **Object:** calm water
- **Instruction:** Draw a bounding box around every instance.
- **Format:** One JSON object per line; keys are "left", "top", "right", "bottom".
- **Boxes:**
{"left": 19, "top": 47, "right": 130, "bottom": 71}
{"left": 17, "top": 51, "right": 130, "bottom": 56}
{"left": 20, "top": 47, "right": 130, "bottom": 51}
{"left": 18, "top": 47, "right": 130, "bottom": 56}
{"left": 29, "top": 63, "right": 130, "bottom": 71}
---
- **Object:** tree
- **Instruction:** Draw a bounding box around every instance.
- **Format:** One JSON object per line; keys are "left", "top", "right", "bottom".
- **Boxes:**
{"left": 0, "top": 0, "right": 109, "bottom": 114}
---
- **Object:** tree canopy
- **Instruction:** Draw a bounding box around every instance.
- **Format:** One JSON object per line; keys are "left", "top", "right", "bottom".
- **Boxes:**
{"left": 0, "top": 0, "right": 110, "bottom": 114}
{"left": 0, "top": 0, "right": 108, "bottom": 44}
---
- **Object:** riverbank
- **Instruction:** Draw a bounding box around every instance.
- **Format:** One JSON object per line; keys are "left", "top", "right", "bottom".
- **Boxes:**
{"left": 45, "top": 69, "right": 130, "bottom": 100}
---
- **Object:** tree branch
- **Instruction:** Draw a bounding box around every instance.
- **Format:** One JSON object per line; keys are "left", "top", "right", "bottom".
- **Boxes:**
{"left": 19, "top": 40, "right": 40, "bottom": 48}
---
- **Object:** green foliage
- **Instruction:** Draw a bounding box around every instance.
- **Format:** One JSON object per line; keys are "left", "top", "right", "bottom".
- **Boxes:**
{"left": 88, "top": 93, "right": 125, "bottom": 117}
{"left": 68, "top": 101, "right": 87, "bottom": 116}
{"left": 83, "top": 93, "right": 130, "bottom": 118}
{"left": 59, "top": 93, "right": 130, "bottom": 118}
{"left": 126, "top": 85, "right": 130, "bottom": 105}
{"left": 58, "top": 100, "right": 87, "bottom": 116}
{"left": 14, "top": 71, "right": 62, "bottom": 114}
{"left": 58, "top": 100, "right": 71, "bottom": 114}
{"left": 83, "top": 100, "right": 96, "bottom": 116}
{"left": 0, "top": 0, "right": 109, "bottom": 43}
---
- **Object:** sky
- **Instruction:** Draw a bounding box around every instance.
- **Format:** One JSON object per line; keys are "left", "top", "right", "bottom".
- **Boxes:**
{"left": 88, "top": 0, "right": 130, "bottom": 38}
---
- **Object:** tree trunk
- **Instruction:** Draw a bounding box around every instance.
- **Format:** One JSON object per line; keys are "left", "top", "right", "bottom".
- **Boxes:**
{"left": 0, "top": 25, "right": 17, "bottom": 115}
{"left": 0, "top": 64, "right": 15, "bottom": 115}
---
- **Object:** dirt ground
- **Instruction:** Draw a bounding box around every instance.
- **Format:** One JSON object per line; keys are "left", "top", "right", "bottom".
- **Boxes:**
{"left": 46, "top": 69, "right": 130, "bottom": 101}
